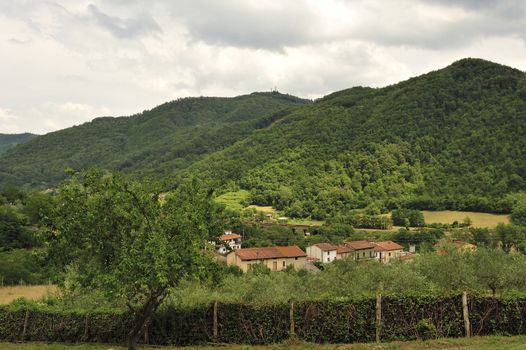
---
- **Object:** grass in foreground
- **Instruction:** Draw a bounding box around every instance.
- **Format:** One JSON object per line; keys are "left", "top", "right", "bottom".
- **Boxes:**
{"left": 0, "top": 285, "right": 57, "bottom": 304}
{"left": 2, "top": 336, "right": 526, "bottom": 350}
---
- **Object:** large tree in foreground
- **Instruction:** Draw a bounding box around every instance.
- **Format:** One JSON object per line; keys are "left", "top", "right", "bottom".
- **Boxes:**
{"left": 43, "top": 169, "right": 220, "bottom": 350}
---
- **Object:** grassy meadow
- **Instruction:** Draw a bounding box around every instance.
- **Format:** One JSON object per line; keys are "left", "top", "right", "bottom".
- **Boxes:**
{"left": 2, "top": 336, "right": 526, "bottom": 349}
{"left": 0, "top": 285, "right": 57, "bottom": 304}
{"left": 422, "top": 210, "right": 510, "bottom": 228}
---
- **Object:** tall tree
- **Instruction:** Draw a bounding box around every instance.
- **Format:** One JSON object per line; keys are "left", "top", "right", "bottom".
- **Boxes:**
{"left": 43, "top": 169, "right": 221, "bottom": 350}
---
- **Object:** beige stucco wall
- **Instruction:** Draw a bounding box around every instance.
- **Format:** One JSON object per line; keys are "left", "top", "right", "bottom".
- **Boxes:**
{"left": 226, "top": 252, "right": 306, "bottom": 272}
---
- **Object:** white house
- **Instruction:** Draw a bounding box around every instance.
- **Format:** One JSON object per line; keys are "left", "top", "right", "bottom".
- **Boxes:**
{"left": 217, "top": 231, "right": 242, "bottom": 255}
{"left": 373, "top": 241, "right": 404, "bottom": 263}
{"left": 306, "top": 243, "right": 337, "bottom": 263}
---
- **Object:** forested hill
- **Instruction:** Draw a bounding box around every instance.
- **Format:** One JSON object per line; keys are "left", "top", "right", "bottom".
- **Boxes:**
{"left": 180, "top": 58, "right": 526, "bottom": 217}
{"left": 0, "top": 133, "right": 36, "bottom": 154}
{"left": 0, "top": 92, "right": 309, "bottom": 188}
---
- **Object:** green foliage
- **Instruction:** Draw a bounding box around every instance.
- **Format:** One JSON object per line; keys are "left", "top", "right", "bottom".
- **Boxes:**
{"left": 41, "top": 169, "right": 223, "bottom": 349}
{"left": 392, "top": 209, "right": 425, "bottom": 227}
{"left": 511, "top": 198, "right": 526, "bottom": 226}
{"left": 0, "top": 249, "right": 48, "bottom": 285}
{"left": 181, "top": 58, "right": 526, "bottom": 218}
{"left": 0, "top": 93, "right": 308, "bottom": 188}
{"left": 0, "top": 133, "right": 35, "bottom": 154}
{"left": 415, "top": 319, "right": 438, "bottom": 340}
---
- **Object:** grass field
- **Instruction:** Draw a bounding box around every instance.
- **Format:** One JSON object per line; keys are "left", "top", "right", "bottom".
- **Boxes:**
{"left": 0, "top": 285, "right": 57, "bottom": 304}
{"left": 2, "top": 336, "right": 526, "bottom": 349}
{"left": 214, "top": 190, "right": 251, "bottom": 212}
{"left": 422, "top": 210, "right": 510, "bottom": 228}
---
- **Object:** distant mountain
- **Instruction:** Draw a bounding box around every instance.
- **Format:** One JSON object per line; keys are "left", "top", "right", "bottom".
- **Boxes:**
{"left": 0, "top": 92, "right": 309, "bottom": 188}
{"left": 180, "top": 58, "right": 526, "bottom": 217}
{"left": 0, "top": 133, "right": 36, "bottom": 154}
{"left": 1, "top": 58, "right": 525, "bottom": 218}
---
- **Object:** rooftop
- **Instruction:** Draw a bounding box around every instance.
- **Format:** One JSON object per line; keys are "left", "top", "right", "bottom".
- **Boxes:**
{"left": 374, "top": 241, "right": 404, "bottom": 252}
{"left": 314, "top": 243, "right": 337, "bottom": 251}
{"left": 346, "top": 240, "right": 375, "bottom": 250}
{"left": 219, "top": 233, "right": 242, "bottom": 241}
{"left": 234, "top": 245, "right": 307, "bottom": 260}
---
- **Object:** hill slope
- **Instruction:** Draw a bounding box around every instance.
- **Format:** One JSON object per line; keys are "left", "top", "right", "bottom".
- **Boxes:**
{"left": 181, "top": 59, "right": 526, "bottom": 217}
{"left": 0, "top": 92, "right": 309, "bottom": 188}
{"left": 0, "top": 134, "right": 36, "bottom": 154}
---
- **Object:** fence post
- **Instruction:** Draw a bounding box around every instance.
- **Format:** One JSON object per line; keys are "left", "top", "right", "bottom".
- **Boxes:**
{"left": 83, "top": 314, "right": 90, "bottom": 341}
{"left": 375, "top": 283, "right": 383, "bottom": 343}
{"left": 21, "top": 309, "right": 29, "bottom": 341}
{"left": 462, "top": 291, "right": 471, "bottom": 337}
{"left": 213, "top": 300, "right": 218, "bottom": 341}
{"left": 289, "top": 300, "right": 295, "bottom": 337}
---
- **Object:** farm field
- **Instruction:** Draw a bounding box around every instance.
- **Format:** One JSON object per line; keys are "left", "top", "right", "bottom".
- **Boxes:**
{"left": 422, "top": 210, "right": 510, "bottom": 228}
{"left": 2, "top": 336, "right": 526, "bottom": 349}
{"left": 0, "top": 285, "right": 57, "bottom": 304}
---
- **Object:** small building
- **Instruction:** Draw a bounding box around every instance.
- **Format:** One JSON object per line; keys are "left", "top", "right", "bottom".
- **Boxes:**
{"left": 345, "top": 240, "right": 376, "bottom": 261}
{"left": 373, "top": 241, "right": 404, "bottom": 263}
{"left": 306, "top": 243, "right": 337, "bottom": 263}
{"left": 336, "top": 245, "right": 354, "bottom": 260}
{"left": 226, "top": 245, "right": 307, "bottom": 272}
{"left": 217, "top": 231, "right": 242, "bottom": 255}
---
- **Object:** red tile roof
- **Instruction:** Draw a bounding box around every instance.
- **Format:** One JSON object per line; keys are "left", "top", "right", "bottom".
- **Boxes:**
{"left": 314, "top": 243, "right": 337, "bottom": 251}
{"left": 346, "top": 240, "right": 375, "bottom": 250}
{"left": 219, "top": 233, "right": 242, "bottom": 241}
{"left": 235, "top": 246, "right": 307, "bottom": 260}
{"left": 336, "top": 245, "right": 353, "bottom": 254}
{"left": 374, "top": 241, "right": 404, "bottom": 252}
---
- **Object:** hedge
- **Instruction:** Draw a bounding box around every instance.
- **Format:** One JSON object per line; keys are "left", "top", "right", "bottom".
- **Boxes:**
{"left": 2, "top": 293, "right": 526, "bottom": 345}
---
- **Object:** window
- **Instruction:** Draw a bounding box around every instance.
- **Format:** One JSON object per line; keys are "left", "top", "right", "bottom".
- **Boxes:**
{"left": 389, "top": 252, "right": 391, "bottom": 257}
{"left": 295, "top": 257, "right": 298, "bottom": 260}
{"left": 283, "top": 261, "right": 286, "bottom": 267}
{"left": 362, "top": 252, "right": 365, "bottom": 257}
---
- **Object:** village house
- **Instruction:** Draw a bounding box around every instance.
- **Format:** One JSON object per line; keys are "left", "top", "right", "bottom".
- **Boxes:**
{"left": 345, "top": 240, "right": 376, "bottom": 261}
{"left": 336, "top": 244, "right": 353, "bottom": 260}
{"left": 226, "top": 245, "right": 307, "bottom": 272}
{"left": 373, "top": 241, "right": 404, "bottom": 263}
{"left": 216, "top": 230, "right": 242, "bottom": 255}
{"left": 306, "top": 243, "right": 337, "bottom": 263}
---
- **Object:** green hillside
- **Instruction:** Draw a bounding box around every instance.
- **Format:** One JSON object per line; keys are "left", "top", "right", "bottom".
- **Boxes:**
{"left": 2, "top": 59, "right": 525, "bottom": 218}
{"left": 0, "top": 92, "right": 309, "bottom": 188}
{"left": 181, "top": 58, "right": 526, "bottom": 217}
{"left": 0, "top": 133, "right": 36, "bottom": 154}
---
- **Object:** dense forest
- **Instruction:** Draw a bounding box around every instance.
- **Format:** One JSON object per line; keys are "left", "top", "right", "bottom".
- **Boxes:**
{"left": 1, "top": 59, "right": 525, "bottom": 218}
{"left": 0, "top": 93, "right": 308, "bottom": 188}
{"left": 181, "top": 59, "right": 526, "bottom": 217}
{"left": 0, "top": 133, "right": 36, "bottom": 154}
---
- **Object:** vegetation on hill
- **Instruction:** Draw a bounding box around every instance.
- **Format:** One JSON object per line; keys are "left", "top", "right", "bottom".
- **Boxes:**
{"left": 1, "top": 59, "right": 526, "bottom": 219}
{"left": 0, "top": 133, "right": 36, "bottom": 154}
{"left": 182, "top": 59, "right": 526, "bottom": 218}
{"left": 0, "top": 92, "right": 308, "bottom": 188}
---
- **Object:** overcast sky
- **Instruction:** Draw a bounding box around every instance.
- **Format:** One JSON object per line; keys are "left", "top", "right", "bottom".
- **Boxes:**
{"left": 1, "top": 0, "right": 526, "bottom": 134}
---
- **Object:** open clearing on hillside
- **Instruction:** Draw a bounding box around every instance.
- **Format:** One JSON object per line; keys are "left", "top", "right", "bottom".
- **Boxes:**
{"left": 0, "top": 285, "right": 57, "bottom": 304}
{"left": 2, "top": 336, "right": 526, "bottom": 349}
{"left": 422, "top": 210, "right": 510, "bottom": 228}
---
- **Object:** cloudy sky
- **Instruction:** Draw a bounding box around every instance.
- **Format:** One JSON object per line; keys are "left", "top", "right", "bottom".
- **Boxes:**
{"left": 1, "top": 0, "right": 526, "bottom": 134}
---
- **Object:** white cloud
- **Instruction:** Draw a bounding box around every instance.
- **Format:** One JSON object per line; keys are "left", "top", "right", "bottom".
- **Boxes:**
{"left": 0, "top": 0, "right": 525, "bottom": 134}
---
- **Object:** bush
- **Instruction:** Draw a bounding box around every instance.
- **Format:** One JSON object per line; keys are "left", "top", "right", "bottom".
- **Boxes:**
{"left": 416, "top": 319, "right": 438, "bottom": 340}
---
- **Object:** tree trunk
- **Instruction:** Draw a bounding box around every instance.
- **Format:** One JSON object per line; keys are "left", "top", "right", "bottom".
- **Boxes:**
{"left": 126, "top": 288, "right": 167, "bottom": 350}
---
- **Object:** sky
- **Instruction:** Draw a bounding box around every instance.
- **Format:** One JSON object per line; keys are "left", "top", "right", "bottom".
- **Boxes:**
{"left": 1, "top": 0, "right": 526, "bottom": 134}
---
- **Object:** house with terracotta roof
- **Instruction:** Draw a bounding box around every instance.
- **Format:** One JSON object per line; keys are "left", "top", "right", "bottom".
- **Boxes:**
{"left": 216, "top": 230, "right": 242, "bottom": 254}
{"left": 226, "top": 245, "right": 307, "bottom": 272}
{"left": 306, "top": 243, "right": 337, "bottom": 263}
{"left": 345, "top": 240, "right": 376, "bottom": 261}
{"left": 373, "top": 241, "right": 404, "bottom": 263}
{"left": 336, "top": 245, "right": 353, "bottom": 260}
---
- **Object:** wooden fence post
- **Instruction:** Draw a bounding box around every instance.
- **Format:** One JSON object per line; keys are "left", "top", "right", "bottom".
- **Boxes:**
{"left": 83, "top": 314, "right": 90, "bottom": 341}
{"left": 289, "top": 300, "right": 295, "bottom": 337}
{"left": 462, "top": 291, "right": 471, "bottom": 337}
{"left": 375, "top": 283, "right": 383, "bottom": 343}
{"left": 21, "top": 309, "right": 29, "bottom": 341}
{"left": 213, "top": 300, "right": 218, "bottom": 341}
